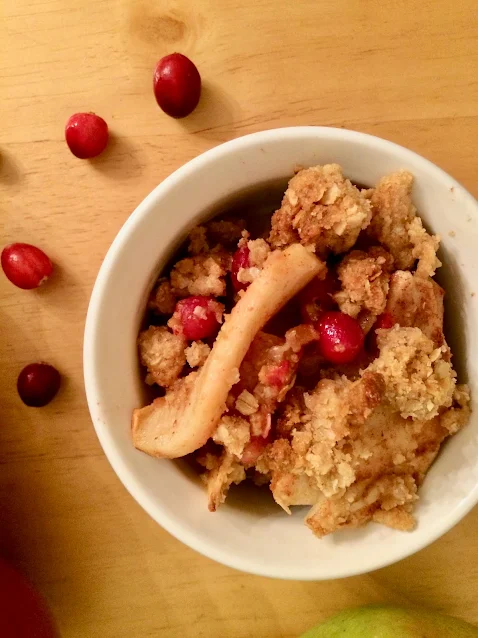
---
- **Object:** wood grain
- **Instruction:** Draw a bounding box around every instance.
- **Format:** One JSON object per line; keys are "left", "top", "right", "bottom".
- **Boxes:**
{"left": 0, "top": 0, "right": 477, "bottom": 636}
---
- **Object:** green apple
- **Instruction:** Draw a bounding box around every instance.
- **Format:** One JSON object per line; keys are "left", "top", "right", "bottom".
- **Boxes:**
{"left": 300, "top": 605, "right": 478, "bottom": 637}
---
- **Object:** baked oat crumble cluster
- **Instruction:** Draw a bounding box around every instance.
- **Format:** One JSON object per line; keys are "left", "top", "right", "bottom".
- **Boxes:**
{"left": 131, "top": 165, "right": 470, "bottom": 538}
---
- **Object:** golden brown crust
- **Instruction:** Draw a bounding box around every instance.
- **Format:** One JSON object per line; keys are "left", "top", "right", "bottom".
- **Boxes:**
{"left": 269, "top": 164, "right": 372, "bottom": 256}
{"left": 170, "top": 252, "right": 231, "bottom": 297}
{"left": 257, "top": 373, "right": 385, "bottom": 506}
{"left": 439, "top": 385, "right": 471, "bottom": 436}
{"left": 185, "top": 341, "right": 211, "bottom": 368}
{"left": 202, "top": 451, "right": 246, "bottom": 512}
{"left": 367, "top": 170, "right": 441, "bottom": 276}
{"left": 259, "top": 370, "right": 470, "bottom": 536}
{"left": 368, "top": 326, "right": 455, "bottom": 420}
{"left": 188, "top": 226, "right": 210, "bottom": 255}
{"left": 305, "top": 474, "right": 418, "bottom": 538}
{"left": 236, "top": 238, "right": 271, "bottom": 286}
{"left": 138, "top": 326, "right": 186, "bottom": 387}
{"left": 335, "top": 247, "right": 393, "bottom": 318}
{"left": 408, "top": 217, "right": 441, "bottom": 278}
{"left": 148, "top": 280, "right": 177, "bottom": 315}
{"left": 212, "top": 415, "right": 251, "bottom": 457}
{"left": 207, "top": 218, "right": 246, "bottom": 247}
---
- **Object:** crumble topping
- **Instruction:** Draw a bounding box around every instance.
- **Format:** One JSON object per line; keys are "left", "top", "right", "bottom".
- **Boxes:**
{"left": 269, "top": 164, "right": 372, "bottom": 256}
{"left": 138, "top": 326, "right": 186, "bottom": 388}
{"left": 134, "top": 164, "right": 470, "bottom": 539}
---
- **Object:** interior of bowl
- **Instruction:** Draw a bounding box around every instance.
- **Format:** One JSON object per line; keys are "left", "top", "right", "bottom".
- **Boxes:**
{"left": 84, "top": 127, "right": 478, "bottom": 580}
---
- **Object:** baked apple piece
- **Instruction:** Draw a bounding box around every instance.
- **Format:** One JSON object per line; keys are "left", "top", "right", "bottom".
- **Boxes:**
{"left": 132, "top": 244, "right": 325, "bottom": 458}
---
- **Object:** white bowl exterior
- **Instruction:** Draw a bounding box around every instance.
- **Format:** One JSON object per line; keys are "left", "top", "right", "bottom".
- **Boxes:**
{"left": 84, "top": 127, "right": 478, "bottom": 580}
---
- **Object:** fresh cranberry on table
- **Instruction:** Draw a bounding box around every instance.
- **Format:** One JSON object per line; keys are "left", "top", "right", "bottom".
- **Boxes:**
{"left": 0, "top": 557, "right": 58, "bottom": 637}
{"left": 1, "top": 243, "right": 53, "bottom": 289}
{"left": 65, "top": 112, "right": 109, "bottom": 159}
{"left": 153, "top": 53, "right": 201, "bottom": 118}
{"left": 17, "top": 363, "right": 61, "bottom": 407}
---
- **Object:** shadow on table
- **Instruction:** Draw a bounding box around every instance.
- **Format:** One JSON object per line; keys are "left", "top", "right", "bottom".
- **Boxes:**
{"left": 178, "top": 81, "right": 242, "bottom": 141}
{"left": 89, "top": 132, "right": 145, "bottom": 181}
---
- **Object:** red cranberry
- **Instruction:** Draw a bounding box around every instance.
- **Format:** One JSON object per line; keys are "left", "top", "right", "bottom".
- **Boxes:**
{"left": 317, "top": 311, "right": 364, "bottom": 364}
{"left": 299, "top": 272, "right": 338, "bottom": 323}
{"left": 153, "top": 53, "right": 201, "bottom": 118}
{"left": 0, "top": 557, "right": 58, "bottom": 637}
{"left": 374, "top": 312, "right": 395, "bottom": 331}
{"left": 231, "top": 246, "right": 251, "bottom": 292}
{"left": 65, "top": 112, "right": 109, "bottom": 159}
{"left": 1, "top": 243, "right": 53, "bottom": 289}
{"left": 17, "top": 363, "right": 61, "bottom": 407}
{"left": 174, "top": 296, "right": 223, "bottom": 340}
{"left": 264, "top": 360, "right": 292, "bottom": 388}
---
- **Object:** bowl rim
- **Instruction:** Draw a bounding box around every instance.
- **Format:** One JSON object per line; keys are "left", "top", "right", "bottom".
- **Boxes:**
{"left": 84, "top": 125, "right": 478, "bottom": 580}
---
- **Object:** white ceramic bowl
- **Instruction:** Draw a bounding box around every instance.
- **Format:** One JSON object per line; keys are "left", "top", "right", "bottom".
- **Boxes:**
{"left": 84, "top": 127, "right": 478, "bottom": 580}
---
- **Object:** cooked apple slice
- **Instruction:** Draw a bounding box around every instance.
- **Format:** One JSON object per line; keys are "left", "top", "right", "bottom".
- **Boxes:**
{"left": 386, "top": 270, "right": 445, "bottom": 347}
{"left": 132, "top": 243, "right": 325, "bottom": 459}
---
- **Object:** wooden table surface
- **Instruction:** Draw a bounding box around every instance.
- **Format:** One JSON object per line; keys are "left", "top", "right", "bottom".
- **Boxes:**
{"left": 1, "top": 0, "right": 477, "bottom": 636}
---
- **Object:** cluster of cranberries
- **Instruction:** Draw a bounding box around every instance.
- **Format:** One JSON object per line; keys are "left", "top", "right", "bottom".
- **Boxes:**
{"left": 3, "top": 52, "right": 202, "bottom": 406}
{"left": 3, "top": 49, "right": 384, "bottom": 405}
{"left": 1, "top": 242, "right": 61, "bottom": 406}
{"left": 64, "top": 53, "right": 201, "bottom": 159}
